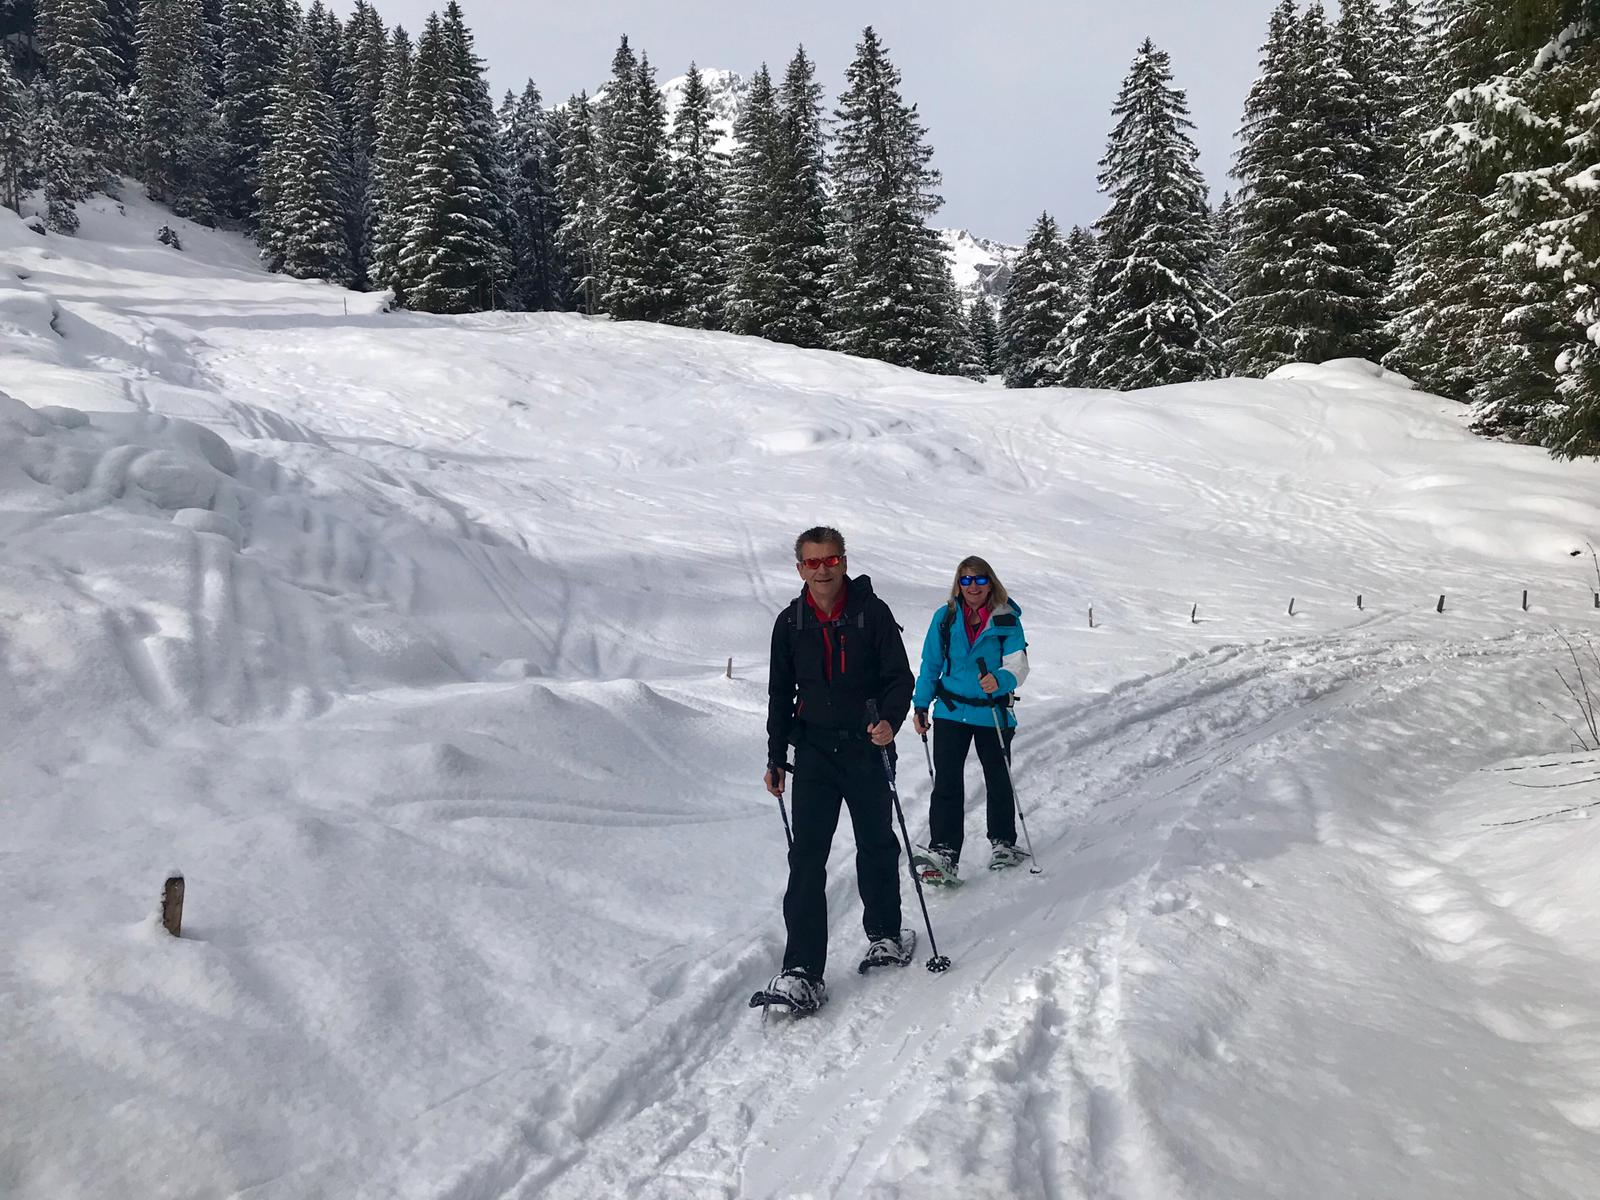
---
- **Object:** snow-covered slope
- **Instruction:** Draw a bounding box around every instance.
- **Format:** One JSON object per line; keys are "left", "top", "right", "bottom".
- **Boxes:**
{"left": 7, "top": 188, "right": 1600, "bottom": 1200}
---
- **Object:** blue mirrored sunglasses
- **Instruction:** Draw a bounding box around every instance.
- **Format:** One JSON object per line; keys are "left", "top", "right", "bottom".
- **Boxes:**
{"left": 959, "top": 575, "right": 990, "bottom": 587}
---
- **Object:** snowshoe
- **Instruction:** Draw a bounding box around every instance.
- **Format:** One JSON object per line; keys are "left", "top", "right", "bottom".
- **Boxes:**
{"left": 988, "top": 840, "right": 1030, "bottom": 871}
{"left": 911, "top": 844, "right": 961, "bottom": 888}
{"left": 858, "top": 928, "right": 917, "bottom": 974}
{"left": 748, "top": 969, "right": 827, "bottom": 1019}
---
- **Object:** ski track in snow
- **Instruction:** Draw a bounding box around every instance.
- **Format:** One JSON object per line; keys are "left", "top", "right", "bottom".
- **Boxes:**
{"left": 492, "top": 628, "right": 1565, "bottom": 1200}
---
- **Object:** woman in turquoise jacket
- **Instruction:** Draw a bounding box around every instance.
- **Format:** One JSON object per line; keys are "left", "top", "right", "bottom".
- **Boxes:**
{"left": 910, "top": 555, "right": 1030, "bottom": 880}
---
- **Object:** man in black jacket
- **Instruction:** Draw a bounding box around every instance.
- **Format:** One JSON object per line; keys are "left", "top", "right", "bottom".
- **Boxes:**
{"left": 761, "top": 526, "right": 915, "bottom": 1011}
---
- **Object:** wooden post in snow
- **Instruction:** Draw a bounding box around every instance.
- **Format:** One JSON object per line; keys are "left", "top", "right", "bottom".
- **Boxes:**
{"left": 1088, "top": 605, "right": 1095, "bottom": 629}
{"left": 725, "top": 657, "right": 733, "bottom": 679}
{"left": 1522, "top": 589, "right": 1529, "bottom": 612}
{"left": 161, "top": 874, "right": 184, "bottom": 938}
{"left": 1436, "top": 595, "right": 1446, "bottom": 614}
{"left": 1288, "top": 597, "right": 1296, "bottom": 617}
{"left": 1190, "top": 604, "right": 1198, "bottom": 624}
{"left": 1357, "top": 594, "right": 1364, "bottom": 611}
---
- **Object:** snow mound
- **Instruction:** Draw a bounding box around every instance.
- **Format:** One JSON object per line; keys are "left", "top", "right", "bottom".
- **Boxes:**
{"left": 1265, "top": 357, "right": 1418, "bottom": 389}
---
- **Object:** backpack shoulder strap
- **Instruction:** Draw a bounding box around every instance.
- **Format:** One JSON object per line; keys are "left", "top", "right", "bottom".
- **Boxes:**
{"left": 938, "top": 605, "right": 957, "bottom": 674}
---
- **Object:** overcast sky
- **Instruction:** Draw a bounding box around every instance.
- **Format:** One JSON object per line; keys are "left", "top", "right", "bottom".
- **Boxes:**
{"left": 340, "top": 0, "right": 1297, "bottom": 246}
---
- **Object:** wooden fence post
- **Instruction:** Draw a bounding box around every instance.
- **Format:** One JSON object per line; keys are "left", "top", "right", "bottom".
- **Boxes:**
{"left": 1088, "top": 605, "right": 1095, "bottom": 629}
{"left": 1190, "top": 604, "right": 1198, "bottom": 624}
{"left": 1357, "top": 594, "right": 1363, "bottom": 611}
{"left": 1288, "top": 597, "right": 1296, "bottom": 617}
{"left": 162, "top": 874, "right": 184, "bottom": 938}
{"left": 1436, "top": 594, "right": 1446, "bottom": 614}
{"left": 725, "top": 657, "right": 732, "bottom": 679}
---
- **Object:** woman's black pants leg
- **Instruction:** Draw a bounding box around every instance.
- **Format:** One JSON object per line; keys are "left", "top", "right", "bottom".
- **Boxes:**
{"left": 930, "top": 717, "right": 1017, "bottom": 863}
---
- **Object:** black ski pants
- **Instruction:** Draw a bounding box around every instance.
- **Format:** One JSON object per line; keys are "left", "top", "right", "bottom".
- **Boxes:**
{"left": 782, "top": 734, "right": 903, "bottom": 982}
{"left": 928, "top": 717, "right": 1016, "bottom": 864}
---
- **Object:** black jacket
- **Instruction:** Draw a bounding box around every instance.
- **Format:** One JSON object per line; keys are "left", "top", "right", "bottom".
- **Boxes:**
{"left": 766, "top": 574, "right": 914, "bottom": 767}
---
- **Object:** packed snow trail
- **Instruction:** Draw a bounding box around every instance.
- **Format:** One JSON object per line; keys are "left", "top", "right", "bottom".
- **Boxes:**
{"left": 5, "top": 193, "right": 1600, "bottom": 1200}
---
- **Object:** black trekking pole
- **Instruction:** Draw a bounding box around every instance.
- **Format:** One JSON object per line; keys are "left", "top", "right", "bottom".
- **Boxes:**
{"left": 918, "top": 715, "right": 936, "bottom": 788}
{"left": 770, "top": 760, "right": 795, "bottom": 851}
{"left": 977, "top": 658, "right": 1042, "bottom": 875}
{"left": 866, "top": 701, "right": 951, "bottom": 973}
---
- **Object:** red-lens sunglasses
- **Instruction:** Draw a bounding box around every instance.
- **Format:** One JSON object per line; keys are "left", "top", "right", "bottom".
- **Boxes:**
{"left": 800, "top": 554, "right": 844, "bottom": 570}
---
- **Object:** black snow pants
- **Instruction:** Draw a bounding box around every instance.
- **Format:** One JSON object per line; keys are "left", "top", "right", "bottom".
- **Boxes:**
{"left": 782, "top": 731, "right": 903, "bottom": 982}
{"left": 927, "top": 717, "right": 1016, "bottom": 864}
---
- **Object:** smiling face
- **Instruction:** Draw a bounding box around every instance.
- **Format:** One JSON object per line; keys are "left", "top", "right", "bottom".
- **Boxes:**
{"left": 960, "top": 571, "right": 992, "bottom": 610}
{"left": 797, "top": 539, "right": 847, "bottom": 608}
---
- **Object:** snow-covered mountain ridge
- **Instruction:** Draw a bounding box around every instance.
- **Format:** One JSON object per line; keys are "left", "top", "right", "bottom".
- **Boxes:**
{"left": 940, "top": 227, "right": 1018, "bottom": 302}
{"left": 6, "top": 187, "right": 1600, "bottom": 1200}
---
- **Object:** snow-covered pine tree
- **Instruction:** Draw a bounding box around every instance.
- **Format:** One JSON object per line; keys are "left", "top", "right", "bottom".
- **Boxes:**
{"left": 1063, "top": 223, "right": 1096, "bottom": 298}
{"left": 928, "top": 251, "right": 972, "bottom": 377}
{"left": 998, "top": 211, "right": 1073, "bottom": 388}
{"left": 1285, "top": 1, "right": 1391, "bottom": 363}
{"left": 768, "top": 46, "right": 832, "bottom": 349}
{"left": 1225, "top": 0, "right": 1301, "bottom": 376}
{"left": 196, "top": 0, "right": 225, "bottom": 102}
{"left": 967, "top": 293, "right": 1000, "bottom": 377}
{"left": 395, "top": 2, "right": 510, "bottom": 313}
{"left": 342, "top": 0, "right": 385, "bottom": 156}
{"left": 218, "top": 0, "right": 283, "bottom": 221}
{"left": 1545, "top": 39, "right": 1600, "bottom": 457}
{"left": 501, "top": 81, "right": 564, "bottom": 311}
{"left": 45, "top": 0, "right": 122, "bottom": 190}
{"left": 35, "top": 101, "right": 78, "bottom": 231}
{"left": 602, "top": 51, "right": 672, "bottom": 321}
{"left": 257, "top": 17, "right": 353, "bottom": 284}
{"left": 1533, "top": 11, "right": 1600, "bottom": 456}
{"left": 826, "top": 26, "right": 952, "bottom": 373}
{"left": 137, "top": 0, "right": 219, "bottom": 222}
{"left": 1040, "top": 229, "right": 1099, "bottom": 385}
{"left": 722, "top": 63, "right": 782, "bottom": 337}
{"left": 366, "top": 23, "right": 412, "bottom": 294}
{"left": 1211, "top": 192, "right": 1237, "bottom": 280}
{"left": 340, "top": 0, "right": 387, "bottom": 285}
{"left": 1330, "top": 0, "right": 1405, "bottom": 351}
{"left": 301, "top": 0, "right": 342, "bottom": 102}
{"left": 538, "top": 101, "right": 569, "bottom": 305}
{"left": 1068, "top": 38, "right": 1223, "bottom": 390}
{"left": 663, "top": 63, "right": 727, "bottom": 329}
{"left": 0, "top": 55, "right": 31, "bottom": 212}
{"left": 1371, "top": 0, "right": 1426, "bottom": 247}
{"left": 1226, "top": 2, "right": 1388, "bottom": 375}
{"left": 595, "top": 34, "right": 637, "bottom": 161}
{"left": 1383, "top": 0, "right": 1516, "bottom": 401}
{"left": 555, "top": 90, "right": 604, "bottom": 313}
{"left": 1465, "top": 8, "right": 1592, "bottom": 441}
{"left": 102, "top": 0, "right": 139, "bottom": 87}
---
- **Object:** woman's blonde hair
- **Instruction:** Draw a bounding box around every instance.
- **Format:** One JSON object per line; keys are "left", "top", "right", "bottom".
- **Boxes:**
{"left": 946, "top": 556, "right": 1009, "bottom": 610}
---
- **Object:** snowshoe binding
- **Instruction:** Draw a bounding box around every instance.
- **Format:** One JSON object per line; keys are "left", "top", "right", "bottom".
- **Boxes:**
{"left": 911, "top": 844, "right": 961, "bottom": 888}
{"left": 858, "top": 928, "right": 917, "bottom": 974}
{"left": 749, "top": 969, "right": 827, "bottom": 1020}
{"left": 988, "top": 839, "right": 1030, "bottom": 871}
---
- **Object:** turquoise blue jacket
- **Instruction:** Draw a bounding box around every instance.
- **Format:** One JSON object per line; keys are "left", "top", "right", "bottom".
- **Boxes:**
{"left": 912, "top": 600, "right": 1029, "bottom": 729}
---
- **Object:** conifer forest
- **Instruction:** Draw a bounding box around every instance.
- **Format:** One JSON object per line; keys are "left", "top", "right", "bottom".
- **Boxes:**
{"left": 2, "top": 0, "right": 1596, "bottom": 456}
